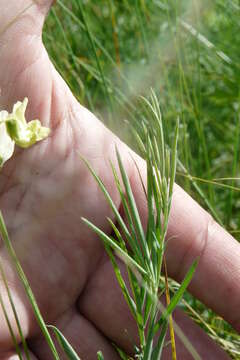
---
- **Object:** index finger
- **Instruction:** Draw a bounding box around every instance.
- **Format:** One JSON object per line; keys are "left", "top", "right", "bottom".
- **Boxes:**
{"left": 131, "top": 155, "right": 240, "bottom": 333}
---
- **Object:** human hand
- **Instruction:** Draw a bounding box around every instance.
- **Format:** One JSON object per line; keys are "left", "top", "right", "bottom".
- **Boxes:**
{"left": 0, "top": 1, "right": 239, "bottom": 359}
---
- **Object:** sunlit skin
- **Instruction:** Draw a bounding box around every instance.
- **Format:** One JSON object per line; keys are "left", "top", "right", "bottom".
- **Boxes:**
{"left": 0, "top": 1, "right": 239, "bottom": 359}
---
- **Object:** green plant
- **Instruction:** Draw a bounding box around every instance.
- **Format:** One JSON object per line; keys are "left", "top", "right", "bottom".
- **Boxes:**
{"left": 81, "top": 91, "right": 199, "bottom": 359}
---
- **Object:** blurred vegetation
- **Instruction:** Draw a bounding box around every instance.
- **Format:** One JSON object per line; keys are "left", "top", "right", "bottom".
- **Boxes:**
{"left": 43, "top": 1, "right": 240, "bottom": 358}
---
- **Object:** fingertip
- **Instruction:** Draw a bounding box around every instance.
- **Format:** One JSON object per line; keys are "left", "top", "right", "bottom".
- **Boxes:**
{"left": 33, "top": 0, "right": 56, "bottom": 17}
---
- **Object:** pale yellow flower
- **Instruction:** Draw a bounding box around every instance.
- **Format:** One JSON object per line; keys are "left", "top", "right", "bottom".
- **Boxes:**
{"left": 5, "top": 98, "right": 50, "bottom": 148}
{"left": 0, "top": 98, "right": 50, "bottom": 167}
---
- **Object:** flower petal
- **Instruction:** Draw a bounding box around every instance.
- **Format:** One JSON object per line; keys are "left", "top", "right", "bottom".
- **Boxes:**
{"left": 0, "top": 123, "right": 15, "bottom": 167}
{"left": 12, "top": 98, "right": 28, "bottom": 124}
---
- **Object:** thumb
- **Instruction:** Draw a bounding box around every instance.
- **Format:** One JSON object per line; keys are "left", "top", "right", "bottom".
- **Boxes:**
{"left": 0, "top": 1, "right": 54, "bottom": 37}
{"left": 0, "top": 0, "right": 57, "bottom": 118}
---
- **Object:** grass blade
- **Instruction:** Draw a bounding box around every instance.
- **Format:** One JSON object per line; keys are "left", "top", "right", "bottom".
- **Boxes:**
{"left": 104, "top": 243, "right": 137, "bottom": 318}
{"left": 154, "top": 259, "right": 199, "bottom": 333}
{"left": 0, "top": 271, "right": 23, "bottom": 360}
{"left": 81, "top": 217, "right": 147, "bottom": 277}
{"left": 80, "top": 156, "right": 138, "bottom": 256}
{"left": 110, "top": 161, "right": 146, "bottom": 267}
{"left": 97, "top": 351, "right": 104, "bottom": 360}
{"left": 169, "top": 118, "right": 179, "bottom": 205}
{"left": 152, "top": 319, "right": 168, "bottom": 360}
{"left": 76, "top": 1, "right": 113, "bottom": 116}
{"left": 0, "top": 212, "right": 60, "bottom": 360}
{"left": 0, "top": 260, "right": 30, "bottom": 360}
{"left": 116, "top": 149, "right": 153, "bottom": 274}
{"left": 48, "top": 326, "right": 81, "bottom": 360}
{"left": 163, "top": 256, "right": 177, "bottom": 360}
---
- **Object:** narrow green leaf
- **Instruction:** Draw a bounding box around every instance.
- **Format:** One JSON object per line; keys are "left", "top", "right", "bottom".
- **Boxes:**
{"left": 116, "top": 148, "right": 145, "bottom": 245}
{"left": 76, "top": 0, "right": 113, "bottom": 116}
{"left": 177, "top": 160, "right": 223, "bottom": 225}
{"left": 0, "top": 212, "right": 60, "bottom": 360}
{"left": 82, "top": 217, "right": 147, "bottom": 276}
{"left": 116, "top": 149, "right": 152, "bottom": 273}
{"left": 169, "top": 118, "right": 179, "bottom": 203}
{"left": 48, "top": 326, "right": 81, "bottom": 360}
{"left": 80, "top": 157, "right": 135, "bottom": 256}
{"left": 126, "top": 267, "right": 146, "bottom": 345}
{"left": 97, "top": 351, "right": 104, "bottom": 360}
{"left": 104, "top": 244, "right": 137, "bottom": 318}
{"left": 154, "top": 259, "right": 199, "bottom": 333}
{"left": 150, "top": 91, "right": 165, "bottom": 179}
{"left": 146, "top": 155, "right": 156, "bottom": 249}
{"left": 0, "top": 260, "right": 30, "bottom": 360}
{"left": 152, "top": 320, "right": 168, "bottom": 360}
{"left": 110, "top": 161, "right": 145, "bottom": 266}
{"left": 143, "top": 292, "right": 153, "bottom": 327}
{"left": 0, "top": 277, "right": 23, "bottom": 360}
{"left": 131, "top": 127, "right": 147, "bottom": 158}
{"left": 107, "top": 217, "right": 126, "bottom": 250}
{"left": 143, "top": 311, "right": 158, "bottom": 360}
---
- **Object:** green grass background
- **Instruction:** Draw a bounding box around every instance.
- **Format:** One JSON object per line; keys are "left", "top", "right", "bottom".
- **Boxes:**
{"left": 42, "top": 0, "right": 240, "bottom": 358}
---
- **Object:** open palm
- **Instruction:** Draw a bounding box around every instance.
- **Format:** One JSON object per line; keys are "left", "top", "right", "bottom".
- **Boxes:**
{"left": 0, "top": 2, "right": 239, "bottom": 359}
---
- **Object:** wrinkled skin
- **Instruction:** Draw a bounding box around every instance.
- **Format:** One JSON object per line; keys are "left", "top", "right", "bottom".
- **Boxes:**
{"left": 0, "top": 1, "right": 239, "bottom": 359}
